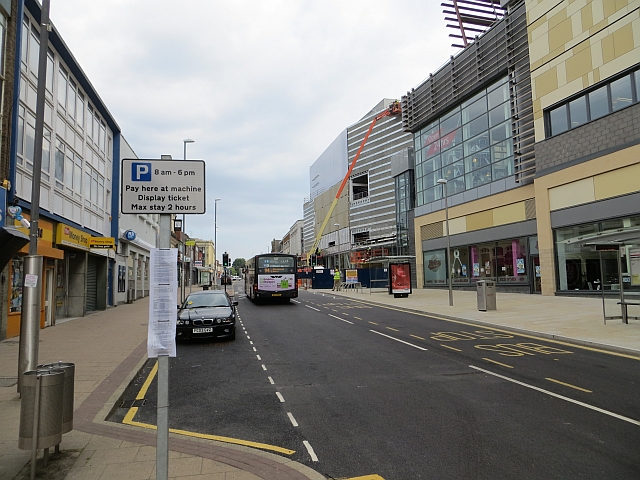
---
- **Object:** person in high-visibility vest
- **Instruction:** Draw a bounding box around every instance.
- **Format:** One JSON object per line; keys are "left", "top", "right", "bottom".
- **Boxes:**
{"left": 333, "top": 269, "right": 341, "bottom": 291}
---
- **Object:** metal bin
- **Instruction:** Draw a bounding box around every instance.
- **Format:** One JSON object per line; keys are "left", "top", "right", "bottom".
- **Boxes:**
{"left": 38, "top": 362, "right": 75, "bottom": 433}
{"left": 477, "top": 280, "right": 496, "bottom": 311}
{"left": 19, "top": 368, "right": 65, "bottom": 450}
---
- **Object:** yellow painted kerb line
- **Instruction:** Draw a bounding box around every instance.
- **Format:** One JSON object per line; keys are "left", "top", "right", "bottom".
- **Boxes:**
{"left": 123, "top": 360, "right": 296, "bottom": 455}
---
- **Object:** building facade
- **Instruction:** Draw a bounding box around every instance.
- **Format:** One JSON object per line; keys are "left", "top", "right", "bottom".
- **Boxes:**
{"left": 403, "top": 0, "right": 640, "bottom": 298}
{"left": 4, "top": 0, "right": 122, "bottom": 338}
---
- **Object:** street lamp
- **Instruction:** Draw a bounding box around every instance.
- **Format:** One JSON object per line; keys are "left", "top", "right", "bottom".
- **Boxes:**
{"left": 214, "top": 198, "right": 221, "bottom": 284}
{"left": 334, "top": 223, "right": 341, "bottom": 272}
{"left": 437, "top": 178, "right": 453, "bottom": 306}
{"left": 182, "top": 139, "right": 195, "bottom": 301}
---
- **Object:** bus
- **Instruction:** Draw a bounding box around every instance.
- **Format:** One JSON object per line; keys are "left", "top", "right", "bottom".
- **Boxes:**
{"left": 244, "top": 253, "right": 298, "bottom": 302}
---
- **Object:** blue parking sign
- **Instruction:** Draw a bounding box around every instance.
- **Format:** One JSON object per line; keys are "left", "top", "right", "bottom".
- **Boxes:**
{"left": 132, "top": 162, "right": 152, "bottom": 181}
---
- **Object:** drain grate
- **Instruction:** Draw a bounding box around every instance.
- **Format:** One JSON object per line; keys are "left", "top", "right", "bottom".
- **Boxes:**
{"left": 119, "top": 398, "right": 147, "bottom": 408}
{"left": 0, "top": 377, "right": 17, "bottom": 387}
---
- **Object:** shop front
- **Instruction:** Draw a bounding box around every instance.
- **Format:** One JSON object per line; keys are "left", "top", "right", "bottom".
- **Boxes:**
{"left": 554, "top": 215, "right": 640, "bottom": 294}
{"left": 7, "top": 216, "right": 64, "bottom": 339}
{"left": 423, "top": 234, "right": 539, "bottom": 293}
{"left": 55, "top": 223, "right": 109, "bottom": 317}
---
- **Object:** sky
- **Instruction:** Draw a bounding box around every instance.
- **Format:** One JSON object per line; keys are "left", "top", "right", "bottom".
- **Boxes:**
{"left": 50, "top": 0, "right": 459, "bottom": 261}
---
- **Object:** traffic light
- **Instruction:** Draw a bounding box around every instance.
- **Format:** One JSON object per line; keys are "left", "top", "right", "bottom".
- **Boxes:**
{"left": 223, "top": 252, "right": 230, "bottom": 267}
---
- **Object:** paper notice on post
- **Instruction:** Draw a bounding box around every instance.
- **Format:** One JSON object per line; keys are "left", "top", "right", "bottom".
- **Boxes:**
{"left": 148, "top": 249, "right": 178, "bottom": 357}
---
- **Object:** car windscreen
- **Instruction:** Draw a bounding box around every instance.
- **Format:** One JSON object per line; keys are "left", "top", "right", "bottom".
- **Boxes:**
{"left": 183, "top": 294, "right": 229, "bottom": 308}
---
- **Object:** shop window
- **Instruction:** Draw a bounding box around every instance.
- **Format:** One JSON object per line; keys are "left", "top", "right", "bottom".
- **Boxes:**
{"left": 469, "top": 243, "right": 495, "bottom": 280}
{"left": 450, "top": 247, "right": 470, "bottom": 284}
{"left": 555, "top": 217, "right": 640, "bottom": 291}
{"left": 496, "top": 239, "right": 528, "bottom": 283}
{"left": 423, "top": 249, "right": 447, "bottom": 285}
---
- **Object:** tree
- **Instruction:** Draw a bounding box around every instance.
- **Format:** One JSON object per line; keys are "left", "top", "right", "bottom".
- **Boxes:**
{"left": 232, "top": 258, "right": 246, "bottom": 271}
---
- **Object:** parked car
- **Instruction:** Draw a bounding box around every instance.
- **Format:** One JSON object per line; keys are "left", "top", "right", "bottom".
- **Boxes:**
{"left": 176, "top": 290, "right": 237, "bottom": 340}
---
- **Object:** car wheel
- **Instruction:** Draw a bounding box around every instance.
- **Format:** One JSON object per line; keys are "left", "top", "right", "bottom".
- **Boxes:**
{"left": 229, "top": 330, "right": 236, "bottom": 341}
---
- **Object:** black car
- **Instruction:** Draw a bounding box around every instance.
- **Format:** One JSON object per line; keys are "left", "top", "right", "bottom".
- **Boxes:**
{"left": 176, "top": 290, "right": 237, "bottom": 340}
{"left": 220, "top": 274, "right": 232, "bottom": 285}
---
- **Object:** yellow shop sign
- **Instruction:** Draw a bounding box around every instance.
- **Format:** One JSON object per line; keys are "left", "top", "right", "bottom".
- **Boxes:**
{"left": 56, "top": 224, "right": 90, "bottom": 251}
{"left": 90, "top": 237, "right": 115, "bottom": 249}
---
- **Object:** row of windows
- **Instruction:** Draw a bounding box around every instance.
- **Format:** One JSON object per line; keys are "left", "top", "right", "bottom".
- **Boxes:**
{"left": 18, "top": 14, "right": 111, "bottom": 218}
{"left": 547, "top": 67, "right": 640, "bottom": 137}
{"left": 413, "top": 76, "right": 514, "bottom": 206}
{"left": 21, "top": 15, "right": 112, "bottom": 159}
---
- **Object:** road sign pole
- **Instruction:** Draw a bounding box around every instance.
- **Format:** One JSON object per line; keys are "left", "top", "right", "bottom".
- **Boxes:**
{"left": 156, "top": 214, "right": 170, "bottom": 480}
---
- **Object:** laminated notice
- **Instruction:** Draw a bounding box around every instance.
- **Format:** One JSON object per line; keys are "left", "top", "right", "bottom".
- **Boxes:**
{"left": 148, "top": 248, "right": 178, "bottom": 357}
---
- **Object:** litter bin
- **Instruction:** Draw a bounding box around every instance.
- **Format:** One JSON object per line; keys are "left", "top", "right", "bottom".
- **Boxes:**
{"left": 477, "top": 280, "right": 496, "bottom": 311}
{"left": 19, "top": 368, "right": 65, "bottom": 450}
{"left": 38, "top": 362, "right": 74, "bottom": 433}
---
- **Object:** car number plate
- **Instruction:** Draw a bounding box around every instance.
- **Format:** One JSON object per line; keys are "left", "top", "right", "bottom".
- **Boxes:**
{"left": 272, "top": 293, "right": 282, "bottom": 296}
{"left": 193, "top": 328, "right": 213, "bottom": 333}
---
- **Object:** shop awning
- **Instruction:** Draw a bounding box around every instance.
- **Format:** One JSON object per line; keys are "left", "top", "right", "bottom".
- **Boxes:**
{"left": 560, "top": 227, "right": 640, "bottom": 246}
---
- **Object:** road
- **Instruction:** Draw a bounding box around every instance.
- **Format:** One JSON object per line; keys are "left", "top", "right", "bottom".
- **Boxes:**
{"left": 110, "top": 283, "right": 640, "bottom": 479}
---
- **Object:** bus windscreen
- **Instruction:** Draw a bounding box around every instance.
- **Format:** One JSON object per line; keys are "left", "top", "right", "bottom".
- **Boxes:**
{"left": 258, "top": 257, "right": 295, "bottom": 273}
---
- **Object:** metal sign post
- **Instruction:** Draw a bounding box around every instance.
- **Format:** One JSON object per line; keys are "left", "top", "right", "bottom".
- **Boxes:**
{"left": 123, "top": 158, "right": 206, "bottom": 480}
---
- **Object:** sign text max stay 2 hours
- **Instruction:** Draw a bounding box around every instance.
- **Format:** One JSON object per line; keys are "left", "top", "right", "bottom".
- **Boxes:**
{"left": 120, "top": 159, "right": 206, "bottom": 214}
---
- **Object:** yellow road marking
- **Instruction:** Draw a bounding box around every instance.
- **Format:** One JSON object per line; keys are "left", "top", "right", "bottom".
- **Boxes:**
{"left": 345, "top": 476, "right": 385, "bottom": 480}
{"left": 441, "top": 344, "right": 462, "bottom": 352}
{"left": 124, "top": 361, "right": 295, "bottom": 455}
{"left": 546, "top": 378, "right": 592, "bottom": 393}
{"left": 339, "top": 298, "right": 640, "bottom": 361}
{"left": 136, "top": 361, "right": 158, "bottom": 400}
{"left": 369, "top": 321, "right": 378, "bottom": 325}
{"left": 386, "top": 327, "right": 399, "bottom": 332}
{"left": 482, "top": 358, "right": 514, "bottom": 369}
{"left": 410, "top": 334, "right": 425, "bottom": 340}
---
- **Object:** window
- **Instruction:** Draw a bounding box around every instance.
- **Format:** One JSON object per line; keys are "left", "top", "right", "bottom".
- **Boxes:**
{"left": 610, "top": 76, "right": 632, "bottom": 112}
{"left": 28, "top": 27, "right": 39, "bottom": 78}
{"left": 58, "top": 68, "right": 67, "bottom": 110}
{"left": 42, "top": 128, "right": 51, "bottom": 173}
{"left": 351, "top": 173, "right": 369, "bottom": 200}
{"left": 76, "top": 92, "right": 84, "bottom": 129}
{"left": 568, "top": 97, "right": 587, "bottom": 127}
{"left": 549, "top": 105, "right": 568, "bottom": 135}
{"left": 546, "top": 68, "right": 640, "bottom": 137}
{"left": 55, "top": 140, "right": 64, "bottom": 184}
{"left": 45, "top": 53, "right": 54, "bottom": 93}
{"left": 423, "top": 249, "right": 447, "bottom": 284}
{"left": 414, "top": 76, "right": 511, "bottom": 207}
{"left": 588, "top": 85, "right": 609, "bottom": 120}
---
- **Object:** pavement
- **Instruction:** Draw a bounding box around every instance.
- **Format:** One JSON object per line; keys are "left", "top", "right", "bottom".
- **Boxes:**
{"left": 1, "top": 284, "right": 638, "bottom": 480}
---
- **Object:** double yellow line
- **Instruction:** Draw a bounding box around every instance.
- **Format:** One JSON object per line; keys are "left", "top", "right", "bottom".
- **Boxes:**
{"left": 122, "top": 360, "right": 296, "bottom": 455}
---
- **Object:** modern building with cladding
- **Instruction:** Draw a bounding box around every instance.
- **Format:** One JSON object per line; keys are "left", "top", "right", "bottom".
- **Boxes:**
{"left": 403, "top": 0, "right": 640, "bottom": 298}
{"left": 347, "top": 99, "right": 413, "bottom": 263}
{"left": 528, "top": 0, "right": 640, "bottom": 297}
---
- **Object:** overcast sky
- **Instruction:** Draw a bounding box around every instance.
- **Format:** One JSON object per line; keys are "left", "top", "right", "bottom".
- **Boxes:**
{"left": 51, "top": 0, "right": 458, "bottom": 261}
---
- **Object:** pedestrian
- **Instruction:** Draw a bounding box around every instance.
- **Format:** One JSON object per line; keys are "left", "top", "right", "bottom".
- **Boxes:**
{"left": 333, "top": 269, "right": 341, "bottom": 291}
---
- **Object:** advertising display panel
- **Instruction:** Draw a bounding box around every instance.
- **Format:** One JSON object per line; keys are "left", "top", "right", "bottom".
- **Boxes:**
{"left": 257, "top": 274, "right": 296, "bottom": 292}
{"left": 389, "top": 262, "right": 412, "bottom": 297}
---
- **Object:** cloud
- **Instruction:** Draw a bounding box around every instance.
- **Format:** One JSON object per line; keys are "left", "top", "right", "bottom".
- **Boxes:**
{"left": 50, "top": 0, "right": 455, "bottom": 260}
